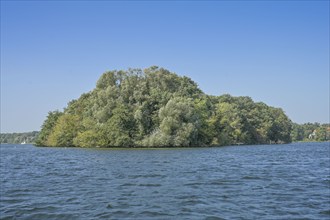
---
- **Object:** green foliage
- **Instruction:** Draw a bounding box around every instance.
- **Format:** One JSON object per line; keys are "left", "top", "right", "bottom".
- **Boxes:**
{"left": 291, "top": 123, "right": 330, "bottom": 142}
{"left": 141, "top": 97, "right": 200, "bottom": 147}
{"left": 35, "top": 111, "right": 63, "bottom": 146}
{"left": 99, "top": 104, "right": 136, "bottom": 147}
{"left": 73, "top": 130, "right": 100, "bottom": 148}
{"left": 36, "top": 67, "right": 295, "bottom": 147}
{"left": 46, "top": 114, "right": 81, "bottom": 147}
{"left": 0, "top": 131, "right": 39, "bottom": 144}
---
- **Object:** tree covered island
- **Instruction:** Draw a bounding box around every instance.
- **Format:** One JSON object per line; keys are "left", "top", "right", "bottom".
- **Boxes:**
{"left": 36, "top": 67, "right": 293, "bottom": 148}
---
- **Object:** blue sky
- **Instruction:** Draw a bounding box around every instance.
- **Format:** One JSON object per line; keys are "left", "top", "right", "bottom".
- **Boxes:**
{"left": 1, "top": 1, "right": 329, "bottom": 133}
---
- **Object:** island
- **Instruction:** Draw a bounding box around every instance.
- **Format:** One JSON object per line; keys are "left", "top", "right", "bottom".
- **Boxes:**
{"left": 35, "top": 66, "right": 293, "bottom": 148}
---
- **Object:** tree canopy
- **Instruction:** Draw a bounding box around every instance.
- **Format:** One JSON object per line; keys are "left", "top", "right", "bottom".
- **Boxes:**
{"left": 36, "top": 66, "right": 293, "bottom": 147}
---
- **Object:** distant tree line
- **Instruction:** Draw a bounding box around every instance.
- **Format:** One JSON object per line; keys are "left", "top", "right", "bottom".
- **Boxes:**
{"left": 291, "top": 123, "right": 330, "bottom": 142}
{"left": 0, "top": 131, "right": 39, "bottom": 144}
{"left": 35, "top": 67, "right": 294, "bottom": 148}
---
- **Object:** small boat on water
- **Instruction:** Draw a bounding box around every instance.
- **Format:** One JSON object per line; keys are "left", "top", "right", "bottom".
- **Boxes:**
{"left": 21, "top": 141, "right": 26, "bottom": 145}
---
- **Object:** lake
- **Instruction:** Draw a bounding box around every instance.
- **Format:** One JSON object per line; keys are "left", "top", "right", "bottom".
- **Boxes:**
{"left": 0, "top": 142, "right": 329, "bottom": 219}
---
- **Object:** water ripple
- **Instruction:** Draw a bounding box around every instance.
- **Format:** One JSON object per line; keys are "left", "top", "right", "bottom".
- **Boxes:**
{"left": 0, "top": 143, "right": 329, "bottom": 219}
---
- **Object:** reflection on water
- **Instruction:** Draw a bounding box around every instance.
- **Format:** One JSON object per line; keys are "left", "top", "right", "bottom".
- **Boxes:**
{"left": 0, "top": 142, "right": 329, "bottom": 219}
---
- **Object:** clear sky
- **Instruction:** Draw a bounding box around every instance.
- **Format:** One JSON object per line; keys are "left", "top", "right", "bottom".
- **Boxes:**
{"left": 1, "top": 1, "right": 329, "bottom": 133}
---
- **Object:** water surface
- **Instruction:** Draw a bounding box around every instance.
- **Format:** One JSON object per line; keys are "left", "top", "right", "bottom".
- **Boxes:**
{"left": 1, "top": 142, "right": 329, "bottom": 219}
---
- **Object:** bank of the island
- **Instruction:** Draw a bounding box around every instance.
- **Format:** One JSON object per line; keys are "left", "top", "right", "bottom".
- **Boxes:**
{"left": 35, "top": 66, "right": 293, "bottom": 148}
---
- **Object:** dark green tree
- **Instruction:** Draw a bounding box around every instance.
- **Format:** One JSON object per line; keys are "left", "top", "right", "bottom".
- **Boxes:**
{"left": 35, "top": 111, "right": 63, "bottom": 146}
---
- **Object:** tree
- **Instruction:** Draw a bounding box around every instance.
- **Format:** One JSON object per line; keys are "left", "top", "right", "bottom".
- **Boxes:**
{"left": 98, "top": 104, "right": 136, "bottom": 147}
{"left": 142, "top": 97, "right": 200, "bottom": 147}
{"left": 73, "top": 130, "right": 101, "bottom": 148}
{"left": 35, "top": 111, "right": 63, "bottom": 146}
{"left": 268, "top": 108, "right": 292, "bottom": 143}
{"left": 214, "top": 102, "right": 243, "bottom": 145}
{"left": 47, "top": 114, "right": 81, "bottom": 147}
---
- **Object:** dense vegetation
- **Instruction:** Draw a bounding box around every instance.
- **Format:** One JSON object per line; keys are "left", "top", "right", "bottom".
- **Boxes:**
{"left": 36, "top": 67, "right": 293, "bottom": 147}
{"left": 2, "top": 123, "right": 327, "bottom": 145}
{"left": 0, "top": 131, "right": 39, "bottom": 144}
{"left": 291, "top": 123, "right": 330, "bottom": 142}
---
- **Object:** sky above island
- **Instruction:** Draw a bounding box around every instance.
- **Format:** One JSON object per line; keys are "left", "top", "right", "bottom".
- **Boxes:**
{"left": 1, "top": 1, "right": 329, "bottom": 133}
